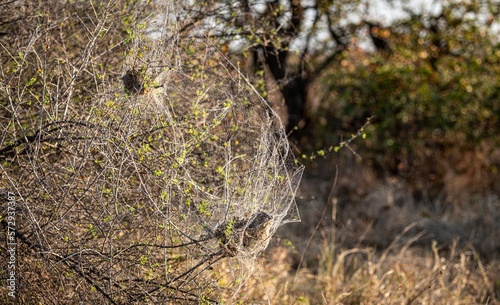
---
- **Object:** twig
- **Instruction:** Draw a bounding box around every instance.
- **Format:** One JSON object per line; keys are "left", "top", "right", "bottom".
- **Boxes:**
{"left": 294, "top": 166, "right": 339, "bottom": 282}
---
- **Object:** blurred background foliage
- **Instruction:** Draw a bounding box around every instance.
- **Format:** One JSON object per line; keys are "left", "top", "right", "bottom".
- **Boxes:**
{"left": 178, "top": 0, "right": 500, "bottom": 201}
{"left": 307, "top": 0, "right": 500, "bottom": 201}
{"left": 316, "top": 1, "right": 499, "bottom": 160}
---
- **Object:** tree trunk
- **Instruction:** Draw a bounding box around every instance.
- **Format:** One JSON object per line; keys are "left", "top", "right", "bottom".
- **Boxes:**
{"left": 282, "top": 75, "right": 309, "bottom": 134}
{"left": 261, "top": 45, "right": 309, "bottom": 135}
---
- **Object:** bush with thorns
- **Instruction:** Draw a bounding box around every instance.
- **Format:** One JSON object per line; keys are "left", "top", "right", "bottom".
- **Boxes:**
{"left": 0, "top": 2, "right": 302, "bottom": 304}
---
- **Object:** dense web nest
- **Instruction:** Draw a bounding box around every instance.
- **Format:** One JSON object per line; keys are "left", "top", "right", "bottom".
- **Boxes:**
{"left": 140, "top": 56, "right": 304, "bottom": 259}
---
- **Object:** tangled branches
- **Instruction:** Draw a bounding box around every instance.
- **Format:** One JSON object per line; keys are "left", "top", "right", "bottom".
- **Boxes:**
{"left": 0, "top": 2, "right": 303, "bottom": 303}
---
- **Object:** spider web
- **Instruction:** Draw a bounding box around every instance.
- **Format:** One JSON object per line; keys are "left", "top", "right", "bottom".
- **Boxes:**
{"left": 142, "top": 60, "right": 304, "bottom": 259}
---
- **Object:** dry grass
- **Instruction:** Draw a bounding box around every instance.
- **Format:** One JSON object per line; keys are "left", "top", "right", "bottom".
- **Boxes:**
{"left": 216, "top": 147, "right": 500, "bottom": 304}
{"left": 222, "top": 233, "right": 499, "bottom": 304}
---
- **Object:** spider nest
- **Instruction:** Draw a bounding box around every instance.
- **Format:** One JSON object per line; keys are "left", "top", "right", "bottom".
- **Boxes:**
{"left": 214, "top": 211, "right": 274, "bottom": 257}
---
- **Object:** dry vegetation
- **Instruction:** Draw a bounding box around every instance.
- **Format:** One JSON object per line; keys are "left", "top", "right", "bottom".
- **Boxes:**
{"left": 1, "top": 1, "right": 499, "bottom": 304}
{"left": 233, "top": 242, "right": 499, "bottom": 304}
{"left": 1, "top": 1, "right": 304, "bottom": 303}
{"left": 227, "top": 150, "right": 500, "bottom": 304}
